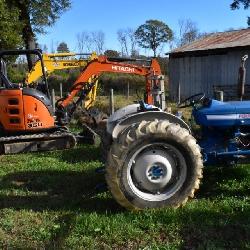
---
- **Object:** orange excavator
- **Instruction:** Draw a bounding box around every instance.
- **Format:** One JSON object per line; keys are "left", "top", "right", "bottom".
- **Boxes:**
{"left": 0, "top": 49, "right": 163, "bottom": 154}
{"left": 55, "top": 54, "right": 163, "bottom": 124}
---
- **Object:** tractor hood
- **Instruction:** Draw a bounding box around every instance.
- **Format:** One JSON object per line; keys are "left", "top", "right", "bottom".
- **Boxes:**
{"left": 193, "top": 99, "right": 250, "bottom": 126}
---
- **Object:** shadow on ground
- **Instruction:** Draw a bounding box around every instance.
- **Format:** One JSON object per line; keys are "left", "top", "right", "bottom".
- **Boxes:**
{"left": 0, "top": 168, "right": 122, "bottom": 213}
{"left": 177, "top": 165, "right": 250, "bottom": 249}
{"left": 197, "top": 164, "right": 249, "bottom": 199}
{"left": 32, "top": 144, "right": 101, "bottom": 163}
{"left": 177, "top": 207, "right": 250, "bottom": 249}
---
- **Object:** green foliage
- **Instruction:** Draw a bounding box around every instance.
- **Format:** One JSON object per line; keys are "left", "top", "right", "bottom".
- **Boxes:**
{"left": 57, "top": 42, "right": 70, "bottom": 53}
{"left": 135, "top": 19, "right": 173, "bottom": 56}
{"left": 99, "top": 73, "right": 145, "bottom": 94}
{"left": 28, "top": 0, "right": 71, "bottom": 33}
{"left": 231, "top": 0, "right": 250, "bottom": 9}
{"left": 0, "top": 0, "right": 23, "bottom": 49}
{"left": 156, "top": 56, "right": 169, "bottom": 75}
{"left": 231, "top": 0, "right": 250, "bottom": 25}
{"left": 30, "top": 0, "right": 71, "bottom": 34}
{"left": 7, "top": 65, "right": 26, "bottom": 83}
{"left": 104, "top": 50, "right": 120, "bottom": 58}
{"left": 8, "top": 0, "right": 71, "bottom": 34}
{"left": 47, "top": 68, "right": 80, "bottom": 93}
{"left": 46, "top": 70, "right": 146, "bottom": 97}
{"left": 3, "top": 0, "right": 71, "bottom": 63}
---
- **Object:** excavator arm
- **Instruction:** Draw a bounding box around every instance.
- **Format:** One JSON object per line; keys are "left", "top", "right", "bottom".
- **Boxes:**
{"left": 25, "top": 52, "right": 98, "bottom": 109}
{"left": 26, "top": 52, "right": 98, "bottom": 84}
{"left": 58, "top": 55, "right": 162, "bottom": 114}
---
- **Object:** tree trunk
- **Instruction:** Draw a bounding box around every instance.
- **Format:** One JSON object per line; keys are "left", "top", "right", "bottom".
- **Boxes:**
{"left": 23, "top": 26, "right": 36, "bottom": 70}
{"left": 17, "top": 0, "right": 35, "bottom": 70}
{"left": 153, "top": 49, "right": 156, "bottom": 57}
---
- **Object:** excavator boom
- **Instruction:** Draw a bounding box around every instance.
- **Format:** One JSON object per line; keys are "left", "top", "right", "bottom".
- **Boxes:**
{"left": 58, "top": 55, "right": 163, "bottom": 115}
{"left": 25, "top": 52, "right": 98, "bottom": 109}
{"left": 26, "top": 52, "right": 98, "bottom": 84}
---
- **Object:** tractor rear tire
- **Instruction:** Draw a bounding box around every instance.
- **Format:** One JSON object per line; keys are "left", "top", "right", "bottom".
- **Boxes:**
{"left": 105, "top": 120, "right": 203, "bottom": 210}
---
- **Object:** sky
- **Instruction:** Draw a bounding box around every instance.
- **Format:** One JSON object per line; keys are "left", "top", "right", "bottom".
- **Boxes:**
{"left": 37, "top": 0, "right": 250, "bottom": 55}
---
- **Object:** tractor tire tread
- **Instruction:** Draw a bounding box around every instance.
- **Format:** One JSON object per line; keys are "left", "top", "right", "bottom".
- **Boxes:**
{"left": 105, "top": 120, "right": 203, "bottom": 210}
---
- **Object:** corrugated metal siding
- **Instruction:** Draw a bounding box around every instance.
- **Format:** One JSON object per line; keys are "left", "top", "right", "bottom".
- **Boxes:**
{"left": 169, "top": 49, "right": 250, "bottom": 101}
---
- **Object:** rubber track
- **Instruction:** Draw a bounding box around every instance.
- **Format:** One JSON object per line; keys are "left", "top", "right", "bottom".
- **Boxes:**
{"left": 0, "top": 131, "right": 76, "bottom": 143}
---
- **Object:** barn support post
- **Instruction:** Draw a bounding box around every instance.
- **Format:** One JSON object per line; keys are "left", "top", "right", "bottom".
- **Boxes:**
{"left": 51, "top": 89, "right": 56, "bottom": 112}
{"left": 109, "top": 88, "right": 114, "bottom": 115}
{"left": 159, "top": 75, "right": 166, "bottom": 110}
{"left": 177, "top": 81, "right": 181, "bottom": 104}
{"left": 214, "top": 90, "right": 224, "bottom": 101}
{"left": 238, "top": 55, "right": 248, "bottom": 101}
{"left": 60, "top": 83, "right": 63, "bottom": 98}
{"left": 127, "top": 81, "right": 130, "bottom": 99}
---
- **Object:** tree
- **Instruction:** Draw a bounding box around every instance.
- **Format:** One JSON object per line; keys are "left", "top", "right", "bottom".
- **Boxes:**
{"left": 117, "top": 28, "right": 137, "bottom": 56}
{"left": 76, "top": 31, "right": 92, "bottom": 53}
{"left": 43, "top": 44, "right": 48, "bottom": 53}
{"left": 57, "top": 42, "right": 69, "bottom": 53}
{"left": 177, "top": 19, "right": 199, "bottom": 47}
{"left": 91, "top": 31, "right": 105, "bottom": 54}
{"left": 104, "top": 50, "right": 120, "bottom": 57}
{"left": 131, "top": 49, "right": 139, "bottom": 58}
{"left": 154, "top": 56, "right": 169, "bottom": 75}
{"left": 127, "top": 28, "right": 137, "bottom": 56}
{"left": 135, "top": 20, "right": 173, "bottom": 57}
{"left": 76, "top": 30, "right": 105, "bottom": 54}
{"left": 117, "top": 29, "right": 129, "bottom": 56}
{"left": 7, "top": 0, "right": 71, "bottom": 68}
{"left": 0, "top": 0, "right": 23, "bottom": 49}
{"left": 231, "top": 0, "right": 250, "bottom": 25}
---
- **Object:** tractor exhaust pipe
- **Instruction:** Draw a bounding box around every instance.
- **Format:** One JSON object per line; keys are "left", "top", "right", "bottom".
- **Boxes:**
{"left": 238, "top": 54, "right": 248, "bottom": 101}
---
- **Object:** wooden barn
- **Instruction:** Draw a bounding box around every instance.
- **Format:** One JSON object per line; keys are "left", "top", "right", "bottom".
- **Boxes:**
{"left": 168, "top": 29, "right": 250, "bottom": 101}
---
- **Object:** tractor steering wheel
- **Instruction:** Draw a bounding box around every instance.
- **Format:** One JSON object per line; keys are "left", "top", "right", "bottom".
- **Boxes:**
{"left": 178, "top": 93, "right": 205, "bottom": 108}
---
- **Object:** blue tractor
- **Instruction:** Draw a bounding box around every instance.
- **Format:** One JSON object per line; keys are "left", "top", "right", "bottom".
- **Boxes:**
{"left": 192, "top": 93, "right": 250, "bottom": 165}
{"left": 104, "top": 93, "right": 250, "bottom": 210}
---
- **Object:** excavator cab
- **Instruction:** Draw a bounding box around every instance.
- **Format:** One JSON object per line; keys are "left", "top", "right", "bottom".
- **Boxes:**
{"left": 0, "top": 58, "right": 7, "bottom": 86}
{"left": 0, "top": 57, "right": 20, "bottom": 89}
{"left": 0, "top": 49, "right": 55, "bottom": 133}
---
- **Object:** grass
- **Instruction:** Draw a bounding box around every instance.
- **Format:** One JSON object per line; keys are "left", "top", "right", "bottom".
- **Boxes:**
{"left": 0, "top": 144, "right": 249, "bottom": 249}
{"left": 93, "top": 95, "right": 192, "bottom": 120}
{"left": 94, "top": 95, "right": 138, "bottom": 114}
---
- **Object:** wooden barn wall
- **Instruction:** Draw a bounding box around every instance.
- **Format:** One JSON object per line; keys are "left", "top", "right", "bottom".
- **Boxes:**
{"left": 169, "top": 49, "right": 250, "bottom": 101}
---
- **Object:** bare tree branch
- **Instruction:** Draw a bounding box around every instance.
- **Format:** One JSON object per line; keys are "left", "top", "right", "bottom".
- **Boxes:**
{"left": 91, "top": 31, "right": 105, "bottom": 54}
{"left": 76, "top": 31, "right": 92, "bottom": 53}
{"left": 117, "top": 29, "right": 129, "bottom": 56}
{"left": 177, "top": 19, "right": 199, "bottom": 47}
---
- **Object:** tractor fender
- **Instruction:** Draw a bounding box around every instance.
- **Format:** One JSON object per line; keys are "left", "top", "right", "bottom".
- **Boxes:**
{"left": 107, "top": 104, "right": 191, "bottom": 140}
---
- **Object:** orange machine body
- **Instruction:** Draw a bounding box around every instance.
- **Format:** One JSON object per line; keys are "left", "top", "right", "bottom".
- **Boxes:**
{"left": 0, "top": 88, "right": 55, "bottom": 132}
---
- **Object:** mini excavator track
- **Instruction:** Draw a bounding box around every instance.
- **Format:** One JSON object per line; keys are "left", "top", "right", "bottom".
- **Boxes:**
{"left": 0, "top": 130, "right": 77, "bottom": 154}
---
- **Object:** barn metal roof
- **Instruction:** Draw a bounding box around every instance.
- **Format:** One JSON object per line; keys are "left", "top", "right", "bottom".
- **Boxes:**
{"left": 171, "top": 29, "right": 250, "bottom": 54}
